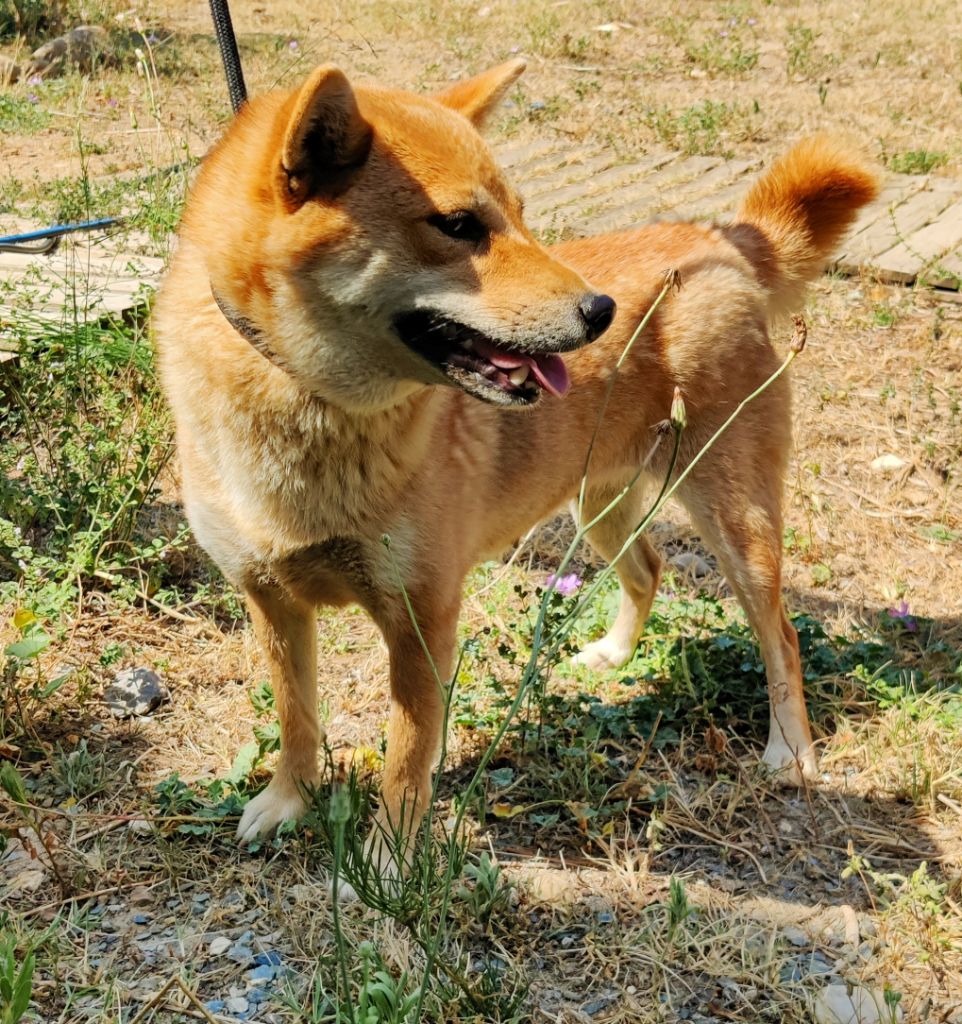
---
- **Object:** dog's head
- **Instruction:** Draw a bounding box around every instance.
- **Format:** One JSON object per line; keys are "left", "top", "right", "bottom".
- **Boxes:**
{"left": 190, "top": 61, "right": 615, "bottom": 410}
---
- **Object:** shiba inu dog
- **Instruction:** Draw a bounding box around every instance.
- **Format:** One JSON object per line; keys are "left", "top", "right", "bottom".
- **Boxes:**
{"left": 153, "top": 59, "right": 877, "bottom": 870}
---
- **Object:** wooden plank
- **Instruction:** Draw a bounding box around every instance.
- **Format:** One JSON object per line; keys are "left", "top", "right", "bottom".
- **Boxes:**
{"left": 836, "top": 184, "right": 958, "bottom": 275}
{"left": 562, "top": 156, "right": 724, "bottom": 235}
{"left": 524, "top": 152, "right": 677, "bottom": 219}
{"left": 0, "top": 252, "right": 164, "bottom": 277}
{"left": 651, "top": 158, "right": 760, "bottom": 220}
{"left": 534, "top": 155, "right": 722, "bottom": 235}
{"left": 519, "top": 152, "right": 618, "bottom": 201}
{"left": 840, "top": 173, "right": 927, "bottom": 248}
{"left": 871, "top": 199, "right": 962, "bottom": 283}
{"left": 675, "top": 177, "right": 753, "bottom": 221}
{"left": 496, "top": 138, "right": 561, "bottom": 170}
{"left": 512, "top": 146, "right": 598, "bottom": 184}
{"left": 928, "top": 247, "right": 962, "bottom": 290}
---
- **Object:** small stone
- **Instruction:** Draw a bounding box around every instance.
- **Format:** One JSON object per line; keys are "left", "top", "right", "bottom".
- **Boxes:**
{"left": 204, "top": 1001, "right": 226, "bottom": 1013}
{"left": 247, "top": 965, "right": 276, "bottom": 983}
{"left": 814, "top": 983, "right": 903, "bottom": 1024}
{"left": 582, "top": 990, "right": 619, "bottom": 1016}
{"left": 806, "top": 952, "right": 835, "bottom": 976}
{"left": 104, "top": 667, "right": 169, "bottom": 718}
{"left": 253, "top": 950, "right": 283, "bottom": 967}
{"left": 247, "top": 987, "right": 270, "bottom": 1004}
{"left": 870, "top": 454, "right": 908, "bottom": 473}
{"left": 670, "top": 551, "right": 713, "bottom": 579}
{"left": 209, "top": 936, "right": 232, "bottom": 956}
{"left": 783, "top": 926, "right": 809, "bottom": 947}
{"left": 229, "top": 944, "right": 254, "bottom": 964}
{"left": 780, "top": 961, "right": 804, "bottom": 984}
{"left": 27, "top": 24, "right": 110, "bottom": 79}
{"left": 226, "top": 996, "right": 249, "bottom": 1014}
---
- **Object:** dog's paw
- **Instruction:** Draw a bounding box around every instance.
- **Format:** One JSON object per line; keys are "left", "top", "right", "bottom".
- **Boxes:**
{"left": 332, "top": 877, "right": 361, "bottom": 903}
{"left": 570, "top": 636, "right": 634, "bottom": 672}
{"left": 326, "top": 827, "right": 405, "bottom": 905}
{"left": 236, "top": 777, "right": 309, "bottom": 844}
{"left": 760, "top": 737, "right": 819, "bottom": 787}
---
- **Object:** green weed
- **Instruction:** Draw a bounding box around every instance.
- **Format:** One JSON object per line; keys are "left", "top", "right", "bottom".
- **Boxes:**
{"left": 0, "top": 317, "right": 180, "bottom": 620}
{"left": 786, "top": 23, "right": 815, "bottom": 78}
{"left": 665, "top": 876, "right": 693, "bottom": 948}
{"left": 645, "top": 99, "right": 759, "bottom": 157}
{"left": 0, "top": 929, "right": 35, "bottom": 1024}
{"left": 0, "top": 95, "right": 49, "bottom": 134}
{"left": 886, "top": 149, "right": 948, "bottom": 175}
{"left": 686, "top": 37, "right": 758, "bottom": 76}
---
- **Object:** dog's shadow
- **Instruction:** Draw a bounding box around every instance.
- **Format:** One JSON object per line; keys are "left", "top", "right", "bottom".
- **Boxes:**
{"left": 440, "top": 514, "right": 961, "bottom": 916}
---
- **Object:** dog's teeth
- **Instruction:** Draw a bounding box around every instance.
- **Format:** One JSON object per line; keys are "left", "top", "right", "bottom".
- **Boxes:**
{"left": 462, "top": 338, "right": 474, "bottom": 351}
{"left": 508, "top": 366, "right": 530, "bottom": 386}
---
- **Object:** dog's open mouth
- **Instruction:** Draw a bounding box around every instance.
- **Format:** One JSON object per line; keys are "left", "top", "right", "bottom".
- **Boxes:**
{"left": 393, "top": 310, "right": 570, "bottom": 406}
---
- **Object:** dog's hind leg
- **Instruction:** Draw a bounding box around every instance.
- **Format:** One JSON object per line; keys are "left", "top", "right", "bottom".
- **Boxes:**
{"left": 570, "top": 481, "right": 662, "bottom": 671}
{"left": 676, "top": 423, "right": 818, "bottom": 785}
{"left": 236, "top": 585, "right": 322, "bottom": 843}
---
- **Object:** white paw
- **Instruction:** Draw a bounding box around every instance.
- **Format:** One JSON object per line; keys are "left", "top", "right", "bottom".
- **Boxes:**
{"left": 236, "top": 777, "right": 310, "bottom": 844}
{"left": 761, "top": 737, "right": 819, "bottom": 786}
{"left": 327, "top": 827, "right": 404, "bottom": 905}
{"left": 333, "top": 877, "right": 360, "bottom": 903}
{"left": 570, "top": 636, "right": 634, "bottom": 671}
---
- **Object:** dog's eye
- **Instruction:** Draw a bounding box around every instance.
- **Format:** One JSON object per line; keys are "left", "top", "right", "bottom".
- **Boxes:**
{"left": 427, "top": 210, "right": 488, "bottom": 244}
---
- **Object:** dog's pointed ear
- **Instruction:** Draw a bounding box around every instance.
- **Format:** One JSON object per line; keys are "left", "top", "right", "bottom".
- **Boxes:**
{"left": 280, "top": 65, "right": 372, "bottom": 203}
{"left": 435, "top": 58, "right": 526, "bottom": 128}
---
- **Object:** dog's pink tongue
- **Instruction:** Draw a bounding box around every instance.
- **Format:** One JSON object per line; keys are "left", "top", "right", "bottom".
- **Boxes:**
{"left": 472, "top": 339, "right": 571, "bottom": 398}
{"left": 528, "top": 352, "right": 570, "bottom": 398}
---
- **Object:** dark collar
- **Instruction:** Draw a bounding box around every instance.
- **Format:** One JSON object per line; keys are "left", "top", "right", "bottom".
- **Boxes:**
{"left": 211, "top": 287, "right": 293, "bottom": 375}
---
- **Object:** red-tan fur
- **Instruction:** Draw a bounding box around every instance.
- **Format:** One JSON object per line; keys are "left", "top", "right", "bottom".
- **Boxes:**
{"left": 153, "top": 61, "right": 878, "bottom": 869}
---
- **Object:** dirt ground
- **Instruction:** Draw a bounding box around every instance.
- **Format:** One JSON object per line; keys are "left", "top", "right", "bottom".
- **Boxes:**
{"left": 2, "top": 1, "right": 962, "bottom": 1022}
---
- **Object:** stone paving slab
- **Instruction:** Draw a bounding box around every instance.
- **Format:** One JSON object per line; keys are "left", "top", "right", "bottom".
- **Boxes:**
{"left": 2, "top": 144, "right": 961, "bottom": 362}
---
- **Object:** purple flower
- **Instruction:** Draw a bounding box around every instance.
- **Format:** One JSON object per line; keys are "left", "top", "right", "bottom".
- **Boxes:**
{"left": 719, "top": 30, "right": 729, "bottom": 37}
{"left": 547, "top": 572, "right": 581, "bottom": 597}
{"left": 28, "top": 74, "right": 42, "bottom": 85}
{"left": 888, "top": 599, "right": 917, "bottom": 632}
{"left": 288, "top": 39, "right": 299, "bottom": 50}
{"left": 107, "top": 98, "right": 118, "bottom": 108}
{"left": 747, "top": 17, "right": 757, "bottom": 25}
{"left": 26, "top": 93, "right": 39, "bottom": 104}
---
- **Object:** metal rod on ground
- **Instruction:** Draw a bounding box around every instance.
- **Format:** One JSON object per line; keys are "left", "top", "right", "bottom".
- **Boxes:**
{"left": 208, "top": 0, "right": 248, "bottom": 113}
{"left": 0, "top": 217, "right": 125, "bottom": 255}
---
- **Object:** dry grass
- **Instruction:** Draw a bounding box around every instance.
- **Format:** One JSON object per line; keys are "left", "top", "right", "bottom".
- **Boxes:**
{"left": 1, "top": 1, "right": 961, "bottom": 1022}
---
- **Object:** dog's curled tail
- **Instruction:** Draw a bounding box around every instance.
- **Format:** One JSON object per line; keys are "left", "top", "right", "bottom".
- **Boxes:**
{"left": 734, "top": 135, "right": 880, "bottom": 316}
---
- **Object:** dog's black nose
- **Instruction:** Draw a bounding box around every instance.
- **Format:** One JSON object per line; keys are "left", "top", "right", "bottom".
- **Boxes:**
{"left": 579, "top": 293, "right": 616, "bottom": 340}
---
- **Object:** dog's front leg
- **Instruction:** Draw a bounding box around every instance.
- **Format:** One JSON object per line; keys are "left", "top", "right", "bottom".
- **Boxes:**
{"left": 365, "top": 589, "right": 460, "bottom": 879}
{"left": 236, "top": 584, "right": 321, "bottom": 843}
